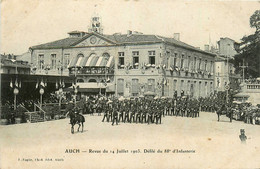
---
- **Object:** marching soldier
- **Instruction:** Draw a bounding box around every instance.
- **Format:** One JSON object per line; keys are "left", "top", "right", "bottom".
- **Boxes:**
{"left": 102, "top": 104, "right": 109, "bottom": 122}
{"left": 135, "top": 107, "right": 141, "bottom": 123}
{"left": 155, "top": 107, "right": 162, "bottom": 124}
{"left": 111, "top": 107, "right": 118, "bottom": 126}
{"left": 107, "top": 104, "right": 113, "bottom": 122}
{"left": 118, "top": 105, "right": 124, "bottom": 122}
{"left": 129, "top": 104, "right": 135, "bottom": 123}
{"left": 124, "top": 104, "right": 130, "bottom": 123}
{"left": 141, "top": 107, "right": 147, "bottom": 123}
{"left": 147, "top": 107, "right": 153, "bottom": 124}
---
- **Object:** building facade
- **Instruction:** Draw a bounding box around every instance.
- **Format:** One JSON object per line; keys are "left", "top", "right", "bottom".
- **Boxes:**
{"left": 29, "top": 17, "right": 216, "bottom": 98}
{"left": 215, "top": 38, "right": 241, "bottom": 91}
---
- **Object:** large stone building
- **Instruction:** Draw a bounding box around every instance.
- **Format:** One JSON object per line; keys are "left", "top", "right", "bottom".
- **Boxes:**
{"left": 215, "top": 38, "right": 241, "bottom": 91}
{"left": 29, "top": 16, "right": 216, "bottom": 98}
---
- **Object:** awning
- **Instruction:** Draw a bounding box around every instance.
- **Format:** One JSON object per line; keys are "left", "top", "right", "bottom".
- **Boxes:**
{"left": 233, "top": 93, "right": 250, "bottom": 98}
{"left": 144, "top": 91, "right": 156, "bottom": 96}
{"left": 68, "top": 56, "right": 114, "bottom": 68}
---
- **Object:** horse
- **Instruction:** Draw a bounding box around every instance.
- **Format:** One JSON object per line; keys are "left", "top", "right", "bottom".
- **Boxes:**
{"left": 67, "top": 110, "right": 85, "bottom": 134}
{"left": 216, "top": 105, "right": 232, "bottom": 122}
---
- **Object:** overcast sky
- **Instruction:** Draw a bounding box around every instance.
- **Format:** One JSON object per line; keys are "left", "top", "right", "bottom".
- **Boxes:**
{"left": 1, "top": 0, "right": 260, "bottom": 55}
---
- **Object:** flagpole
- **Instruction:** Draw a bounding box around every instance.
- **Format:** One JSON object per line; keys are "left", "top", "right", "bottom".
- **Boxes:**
{"left": 74, "top": 67, "right": 77, "bottom": 107}
{"left": 14, "top": 60, "right": 18, "bottom": 110}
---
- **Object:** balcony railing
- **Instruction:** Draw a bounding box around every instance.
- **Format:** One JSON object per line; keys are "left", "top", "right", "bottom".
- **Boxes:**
{"left": 1, "top": 58, "right": 30, "bottom": 68}
{"left": 69, "top": 67, "right": 114, "bottom": 75}
{"left": 246, "top": 84, "right": 260, "bottom": 90}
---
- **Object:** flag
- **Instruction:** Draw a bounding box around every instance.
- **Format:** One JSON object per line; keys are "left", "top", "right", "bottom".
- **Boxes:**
{"left": 107, "top": 77, "right": 110, "bottom": 83}
{"left": 40, "top": 80, "right": 45, "bottom": 87}
{"left": 62, "top": 80, "right": 65, "bottom": 88}
{"left": 163, "top": 65, "right": 166, "bottom": 69}
{"left": 56, "top": 81, "right": 58, "bottom": 89}
{"left": 163, "top": 79, "right": 167, "bottom": 85}
{"left": 15, "top": 79, "right": 18, "bottom": 88}
{"left": 10, "top": 79, "right": 13, "bottom": 88}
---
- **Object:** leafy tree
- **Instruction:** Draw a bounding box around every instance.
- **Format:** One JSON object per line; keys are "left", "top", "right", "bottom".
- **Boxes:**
{"left": 233, "top": 10, "right": 260, "bottom": 78}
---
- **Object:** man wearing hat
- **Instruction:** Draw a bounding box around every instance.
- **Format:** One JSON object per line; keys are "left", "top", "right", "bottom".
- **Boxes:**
{"left": 129, "top": 104, "right": 136, "bottom": 123}
{"left": 102, "top": 104, "right": 109, "bottom": 122}
{"left": 112, "top": 107, "right": 119, "bottom": 126}
{"left": 124, "top": 103, "right": 130, "bottom": 123}
{"left": 239, "top": 129, "right": 247, "bottom": 143}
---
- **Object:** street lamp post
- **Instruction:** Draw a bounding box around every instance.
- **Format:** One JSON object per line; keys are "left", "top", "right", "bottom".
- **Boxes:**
{"left": 39, "top": 87, "right": 44, "bottom": 108}
{"left": 58, "top": 61, "right": 64, "bottom": 112}
{"left": 73, "top": 67, "right": 79, "bottom": 107}
{"left": 13, "top": 60, "right": 19, "bottom": 110}
{"left": 105, "top": 67, "right": 107, "bottom": 97}
{"left": 226, "top": 56, "right": 229, "bottom": 104}
{"left": 226, "top": 44, "right": 231, "bottom": 104}
{"left": 13, "top": 87, "right": 19, "bottom": 110}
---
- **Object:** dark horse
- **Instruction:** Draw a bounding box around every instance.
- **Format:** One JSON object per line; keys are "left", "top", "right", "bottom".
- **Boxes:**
{"left": 216, "top": 104, "right": 232, "bottom": 122}
{"left": 67, "top": 111, "right": 85, "bottom": 134}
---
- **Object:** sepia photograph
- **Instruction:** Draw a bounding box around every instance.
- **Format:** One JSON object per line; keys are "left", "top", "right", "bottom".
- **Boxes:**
{"left": 0, "top": 0, "right": 260, "bottom": 168}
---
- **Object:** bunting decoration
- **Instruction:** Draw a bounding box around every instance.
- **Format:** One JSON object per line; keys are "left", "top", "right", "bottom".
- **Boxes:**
{"left": 36, "top": 82, "right": 38, "bottom": 89}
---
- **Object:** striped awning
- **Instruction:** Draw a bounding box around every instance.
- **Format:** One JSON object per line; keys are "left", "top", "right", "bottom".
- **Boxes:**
{"left": 69, "top": 56, "right": 114, "bottom": 68}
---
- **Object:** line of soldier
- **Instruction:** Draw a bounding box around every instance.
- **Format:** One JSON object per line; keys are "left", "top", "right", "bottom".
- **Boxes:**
{"left": 83, "top": 97, "right": 200, "bottom": 125}
{"left": 199, "top": 91, "right": 234, "bottom": 113}
{"left": 100, "top": 99, "right": 163, "bottom": 125}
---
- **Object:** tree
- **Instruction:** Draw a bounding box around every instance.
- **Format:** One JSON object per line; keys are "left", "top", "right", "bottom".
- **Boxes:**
{"left": 233, "top": 10, "right": 260, "bottom": 78}
{"left": 250, "top": 10, "right": 260, "bottom": 33}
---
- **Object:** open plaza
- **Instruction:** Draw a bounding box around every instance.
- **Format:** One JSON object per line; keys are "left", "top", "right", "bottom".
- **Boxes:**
{"left": 0, "top": 111, "right": 260, "bottom": 169}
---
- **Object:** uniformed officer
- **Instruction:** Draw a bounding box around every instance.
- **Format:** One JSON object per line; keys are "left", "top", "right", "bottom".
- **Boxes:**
{"left": 111, "top": 107, "right": 118, "bottom": 126}
{"left": 147, "top": 107, "right": 153, "bottom": 124}
{"left": 155, "top": 107, "right": 162, "bottom": 124}
{"left": 101, "top": 104, "right": 109, "bottom": 122}
{"left": 141, "top": 107, "right": 147, "bottom": 123}
{"left": 135, "top": 107, "right": 141, "bottom": 123}
{"left": 129, "top": 104, "right": 135, "bottom": 123}
{"left": 118, "top": 105, "right": 124, "bottom": 122}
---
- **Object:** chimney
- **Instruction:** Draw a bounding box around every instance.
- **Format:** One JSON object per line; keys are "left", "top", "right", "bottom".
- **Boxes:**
{"left": 173, "top": 33, "right": 180, "bottom": 41}
{"left": 204, "top": 45, "right": 209, "bottom": 51}
{"left": 127, "top": 30, "right": 132, "bottom": 37}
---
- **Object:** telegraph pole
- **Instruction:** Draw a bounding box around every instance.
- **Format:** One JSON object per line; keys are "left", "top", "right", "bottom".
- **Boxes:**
{"left": 239, "top": 59, "right": 248, "bottom": 83}
{"left": 226, "top": 44, "right": 231, "bottom": 104}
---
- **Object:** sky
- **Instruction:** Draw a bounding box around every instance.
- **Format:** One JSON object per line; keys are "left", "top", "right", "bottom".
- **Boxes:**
{"left": 1, "top": 0, "right": 260, "bottom": 55}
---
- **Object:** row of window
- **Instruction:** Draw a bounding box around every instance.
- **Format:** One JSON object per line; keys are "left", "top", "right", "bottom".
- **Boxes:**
{"left": 118, "top": 51, "right": 214, "bottom": 72}
{"left": 37, "top": 54, "right": 70, "bottom": 70}
{"left": 117, "top": 78, "right": 213, "bottom": 96}
{"left": 118, "top": 51, "right": 156, "bottom": 68}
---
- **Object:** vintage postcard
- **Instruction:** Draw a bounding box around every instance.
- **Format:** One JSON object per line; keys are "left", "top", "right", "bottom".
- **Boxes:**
{"left": 1, "top": 0, "right": 260, "bottom": 168}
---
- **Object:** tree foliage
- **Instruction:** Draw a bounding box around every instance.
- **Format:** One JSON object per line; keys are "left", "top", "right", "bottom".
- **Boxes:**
{"left": 234, "top": 10, "right": 260, "bottom": 78}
